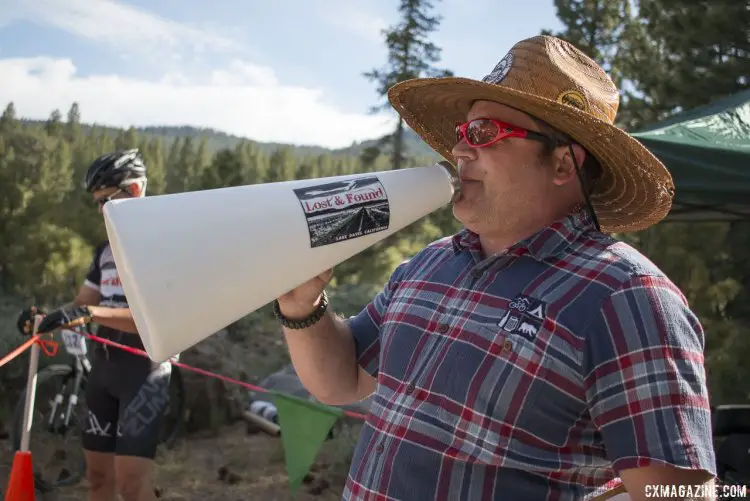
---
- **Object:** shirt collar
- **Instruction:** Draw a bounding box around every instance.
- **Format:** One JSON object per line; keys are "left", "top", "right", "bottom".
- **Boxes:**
{"left": 451, "top": 208, "right": 598, "bottom": 261}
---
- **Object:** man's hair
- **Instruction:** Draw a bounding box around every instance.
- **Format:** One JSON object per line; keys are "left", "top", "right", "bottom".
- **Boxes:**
{"left": 531, "top": 117, "right": 603, "bottom": 196}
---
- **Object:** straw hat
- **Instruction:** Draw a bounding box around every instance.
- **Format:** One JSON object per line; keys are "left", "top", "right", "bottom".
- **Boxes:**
{"left": 387, "top": 35, "right": 675, "bottom": 233}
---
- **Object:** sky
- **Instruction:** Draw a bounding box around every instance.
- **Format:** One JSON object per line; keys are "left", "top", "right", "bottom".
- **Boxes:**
{"left": 0, "top": 0, "right": 564, "bottom": 149}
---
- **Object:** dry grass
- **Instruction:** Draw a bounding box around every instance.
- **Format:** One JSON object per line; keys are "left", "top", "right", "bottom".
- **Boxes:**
{"left": 0, "top": 317, "right": 364, "bottom": 501}
{"left": 0, "top": 297, "right": 370, "bottom": 501}
{"left": 1, "top": 419, "right": 363, "bottom": 501}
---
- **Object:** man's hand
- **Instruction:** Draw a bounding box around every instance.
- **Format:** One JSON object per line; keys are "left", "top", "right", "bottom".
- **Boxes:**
{"left": 16, "top": 306, "right": 46, "bottom": 335}
{"left": 36, "top": 305, "right": 92, "bottom": 334}
{"left": 277, "top": 268, "right": 335, "bottom": 319}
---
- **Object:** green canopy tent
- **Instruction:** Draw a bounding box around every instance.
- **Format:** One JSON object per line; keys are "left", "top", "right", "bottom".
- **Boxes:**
{"left": 631, "top": 88, "right": 750, "bottom": 222}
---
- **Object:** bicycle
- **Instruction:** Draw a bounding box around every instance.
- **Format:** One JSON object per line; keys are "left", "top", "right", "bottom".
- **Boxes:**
{"left": 10, "top": 323, "right": 185, "bottom": 493}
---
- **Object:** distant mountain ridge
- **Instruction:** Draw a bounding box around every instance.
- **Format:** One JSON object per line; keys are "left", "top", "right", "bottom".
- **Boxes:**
{"left": 20, "top": 118, "right": 441, "bottom": 160}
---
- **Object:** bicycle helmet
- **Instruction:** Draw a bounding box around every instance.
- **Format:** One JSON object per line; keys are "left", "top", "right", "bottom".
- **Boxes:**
{"left": 84, "top": 149, "right": 147, "bottom": 193}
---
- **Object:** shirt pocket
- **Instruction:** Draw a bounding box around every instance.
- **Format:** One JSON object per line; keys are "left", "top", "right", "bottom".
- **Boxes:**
{"left": 475, "top": 320, "right": 586, "bottom": 450}
{"left": 472, "top": 321, "right": 558, "bottom": 425}
{"left": 428, "top": 316, "right": 574, "bottom": 464}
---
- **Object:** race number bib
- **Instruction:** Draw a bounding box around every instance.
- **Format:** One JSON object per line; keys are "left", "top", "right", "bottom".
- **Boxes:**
{"left": 60, "top": 328, "right": 87, "bottom": 356}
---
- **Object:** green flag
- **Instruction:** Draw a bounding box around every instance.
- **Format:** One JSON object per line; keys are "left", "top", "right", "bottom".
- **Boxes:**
{"left": 270, "top": 391, "right": 344, "bottom": 493}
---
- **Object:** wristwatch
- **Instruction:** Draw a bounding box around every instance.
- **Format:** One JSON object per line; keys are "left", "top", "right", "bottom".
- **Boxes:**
{"left": 273, "top": 291, "right": 329, "bottom": 329}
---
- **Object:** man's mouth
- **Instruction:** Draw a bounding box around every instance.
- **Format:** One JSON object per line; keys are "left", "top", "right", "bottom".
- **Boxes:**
{"left": 457, "top": 162, "right": 481, "bottom": 185}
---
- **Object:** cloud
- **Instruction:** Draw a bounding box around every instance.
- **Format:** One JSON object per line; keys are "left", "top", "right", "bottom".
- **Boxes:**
{"left": 0, "top": 57, "right": 398, "bottom": 149}
{"left": 318, "top": 3, "right": 389, "bottom": 44}
{"left": 0, "top": 0, "right": 243, "bottom": 62}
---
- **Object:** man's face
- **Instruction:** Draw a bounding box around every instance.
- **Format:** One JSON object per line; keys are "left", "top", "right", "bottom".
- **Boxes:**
{"left": 450, "top": 100, "right": 564, "bottom": 239}
{"left": 92, "top": 186, "right": 128, "bottom": 214}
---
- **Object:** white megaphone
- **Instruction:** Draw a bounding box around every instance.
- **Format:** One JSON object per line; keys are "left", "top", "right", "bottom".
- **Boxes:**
{"left": 102, "top": 161, "right": 460, "bottom": 362}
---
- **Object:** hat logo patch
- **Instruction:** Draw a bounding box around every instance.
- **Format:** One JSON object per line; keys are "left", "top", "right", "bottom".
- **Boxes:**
{"left": 482, "top": 52, "right": 514, "bottom": 84}
{"left": 556, "top": 90, "right": 589, "bottom": 113}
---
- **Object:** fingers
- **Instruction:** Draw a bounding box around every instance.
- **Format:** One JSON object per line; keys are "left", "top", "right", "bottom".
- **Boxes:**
{"left": 319, "top": 268, "right": 335, "bottom": 282}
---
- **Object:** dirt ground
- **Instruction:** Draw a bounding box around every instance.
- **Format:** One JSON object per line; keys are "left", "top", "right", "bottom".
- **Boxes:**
{"left": 0, "top": 312, "right": 367, "bottom": 500}
{"left": 0, "top": 419, "right": 360, "bottom": 500}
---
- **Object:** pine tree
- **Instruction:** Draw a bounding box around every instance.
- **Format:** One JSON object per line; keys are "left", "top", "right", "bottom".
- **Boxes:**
{"left": 65, "top": 102, "right": 81, "bottom": 142}
{"left": 0, "top": 103, "right": 17, "bottom": 130}
{"left": 617, "top": 0, "right": 750, "bottom": 129}
{"left": 541, "top": 0, "right": 633, "bottom": 88}
{"left": 545, "top": 0, "right": 750, "bottom": 405}
{"left": 45, "top": 109, "right": 64, "bottom": 137}
{"left": 364, "top": 0, "right": 452, "bottom": 170}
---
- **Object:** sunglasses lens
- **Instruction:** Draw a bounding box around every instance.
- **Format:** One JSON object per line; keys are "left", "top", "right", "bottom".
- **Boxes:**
{"left": 466, "top": 119, "right": 501, "bottom": 146}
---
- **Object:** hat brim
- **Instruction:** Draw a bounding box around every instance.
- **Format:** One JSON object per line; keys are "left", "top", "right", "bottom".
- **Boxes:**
{"left": 387, "top": 77, "right": 675, "bottom": 233}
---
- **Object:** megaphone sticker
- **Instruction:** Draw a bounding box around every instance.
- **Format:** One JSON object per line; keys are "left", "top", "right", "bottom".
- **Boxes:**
{"left": 293, "top": 176, "right": 391, "bottom": 248}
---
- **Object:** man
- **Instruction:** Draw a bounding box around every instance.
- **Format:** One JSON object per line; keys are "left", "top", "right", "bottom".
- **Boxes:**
{"left": 17, "top": 149, "right": 171, "bottom": 501}
{"left": 274, "top": 36, "right": 716, "bottom": 500}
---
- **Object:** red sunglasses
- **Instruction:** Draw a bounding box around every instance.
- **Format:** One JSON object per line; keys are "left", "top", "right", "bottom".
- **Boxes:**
{"left": 455, "top": 118, "right": 551, "bottom": 148}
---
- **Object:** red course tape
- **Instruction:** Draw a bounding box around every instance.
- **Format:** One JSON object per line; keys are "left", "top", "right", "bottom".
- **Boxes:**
{"left": 0, "top": 330, "right": 368, "bottom": 421}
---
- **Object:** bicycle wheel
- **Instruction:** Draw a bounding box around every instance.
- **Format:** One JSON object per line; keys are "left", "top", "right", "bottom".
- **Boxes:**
{"left": 11, "top": 364, "right": 88, "bottom": 492}
{"left": 158, "top": 364, "right": 185, "bottom": 448}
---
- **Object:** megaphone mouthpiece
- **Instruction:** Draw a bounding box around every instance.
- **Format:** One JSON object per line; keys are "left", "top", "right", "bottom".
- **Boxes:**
{"left": 436, "top": 160, "right": 461, "bottom": 203}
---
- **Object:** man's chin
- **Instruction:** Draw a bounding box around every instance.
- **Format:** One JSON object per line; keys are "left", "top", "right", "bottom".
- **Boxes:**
{"left": 452, "top": 202, "right": 480, "bottom": 229}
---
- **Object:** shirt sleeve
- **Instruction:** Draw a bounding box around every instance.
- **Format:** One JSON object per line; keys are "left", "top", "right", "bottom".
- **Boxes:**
{"left": 83, "top": 244, "right": 103, "bottom": 291}
{"left": 582, "top": 274, "right": 716, "bottom": 476}
{"left": 345, "top": 260, "right": 410, "bottom": 378}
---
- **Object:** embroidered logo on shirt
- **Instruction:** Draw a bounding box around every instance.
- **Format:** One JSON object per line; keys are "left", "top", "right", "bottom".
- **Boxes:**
{"left": 498, "top": 295, "right": 547, "bottom": 341}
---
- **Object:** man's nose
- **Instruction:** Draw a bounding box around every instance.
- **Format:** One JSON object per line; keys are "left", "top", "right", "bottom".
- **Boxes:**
{"left": 451, "top": 138, "right": 478, "bottom": 163}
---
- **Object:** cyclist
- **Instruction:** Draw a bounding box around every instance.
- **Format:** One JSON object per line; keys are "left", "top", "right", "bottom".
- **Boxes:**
{"left": 17, "top": 149, "right": 171, "bottom": 501}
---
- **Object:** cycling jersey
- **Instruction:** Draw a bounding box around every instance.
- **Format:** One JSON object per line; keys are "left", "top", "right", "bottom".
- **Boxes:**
{"left": 84, "top": 241, "right": 143, "bottom": 350}
{"left": 81, "top": 240, "right": 172, "bottom": 459}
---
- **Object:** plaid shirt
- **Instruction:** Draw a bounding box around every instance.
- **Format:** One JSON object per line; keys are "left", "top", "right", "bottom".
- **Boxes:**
{"left": 343, "top": 209, "right": 715, "bottom": 501}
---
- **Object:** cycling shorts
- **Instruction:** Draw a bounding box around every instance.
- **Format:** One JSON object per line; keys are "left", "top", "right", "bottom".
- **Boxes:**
{"left": 81, "top": 348, "right": 172, "bottom": 459}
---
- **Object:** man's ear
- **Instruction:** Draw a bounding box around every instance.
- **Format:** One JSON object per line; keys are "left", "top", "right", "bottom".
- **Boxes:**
{"left": 551, "top": 144, "right": 586, "bottom": 187}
